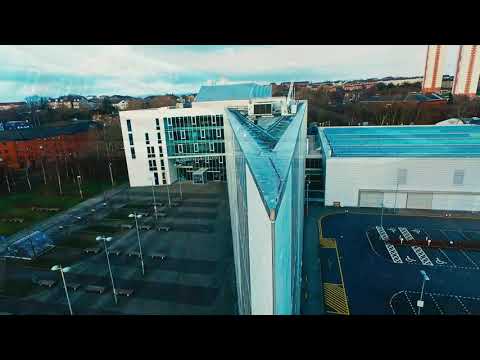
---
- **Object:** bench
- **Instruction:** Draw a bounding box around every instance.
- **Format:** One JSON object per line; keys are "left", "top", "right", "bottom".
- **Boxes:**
{"left": 84, "top": 247, "right": 101, "bottom": 254}
{"left": 66, "top": 283, "right": 81, "bottom": 291}
{"left": 37, "top": 280, "right": 56, "bottom": 288}
{"left": 127, "top": 251, "right": 141, "bottom": 258}
{"left": 169, "top": 202, "right": 179, "bottom": 207}
{"left": 115, "top": 288, "right": 134, "bottom": 297}
{"left": 151, "top": 253, "right": 167, "bottom": 261}
{"left": 157, "top": 226, "right": 171, "bottom": 232}
{"left": 85, "top": 285, "right": 106, "bottom": 294}
{"left": 139, "top": 225, "right": 152, "bottom": 231}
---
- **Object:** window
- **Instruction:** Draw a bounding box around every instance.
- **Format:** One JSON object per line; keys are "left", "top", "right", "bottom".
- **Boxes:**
{"left": 126, "top": 119, "right": 132, "bottom": 132}
{"left": 155, "top": 118, "right": 160, "bottom": 130}
{"left": 168, "top": 131, "right": 174, "bottom": 140}
{"left": 397, "top": 168, "right": 407, "bottom": 185}
{"left": 129, "top": 133, "right": 134, "bottom": 146}
{"left": 254, "top": 103, "right": 272, "bottom": 115}
{"left": 216, "top": 129, "right": 221, "bottom": 138}
{"left": 453, "top": 170, "right": 465, "bottom": 185}
{"left": 130, "top": 147, "right": 136, "bottom": 159}
{"left": 201, "top": 129, "right": 206, "bottom": 139}
{"left": 154, "top": 172, "right": 159, "bottom": 185}
{"left": 178, "top": 144, "right": 183, "bottom": 153}
{"left": 159, "top": 146, "right": 163, "bottom": 155}
{"left": 194, "top": 143, "right": 199, "bottom": 153}
{"left": 162, "top": 178, "right": 167, "bottom": 185}
{"left": 149, "top": 160, "right": 157, "bottom": 171}
{"left": 147, "top": 146, "right": 155, "bottom": 158}
{"left": 180, "top": 130, "right": 186, "bottom": 140}
{"left": 145, "top": 133, "right": 150, "bottom": 144}
{"left": 219, "top": 156, "right": 223, "bottom": 164}
{"left": 157, "top": 132, "right": 162, "bottom": 144}
{"left": 209, "top": 143, "right": 215, "bottom": 152}
{"left": 212, "top": 115, "right": 216, "bottom": 125}
{"left": 160, "top": 159, "right": 165, "bottom": 170}
{"left": 192, "top": 116, "right": 196, "bottom": 125}
{"left": 167, "top": 118, "right": 172, "bottom": 126}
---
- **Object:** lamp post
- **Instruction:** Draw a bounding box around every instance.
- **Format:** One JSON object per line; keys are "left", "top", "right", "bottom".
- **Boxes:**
{"left": 380, "top": 201, "right": 385, "bottom": 228}
{"left": 149, "top": 176, "right": 158, "bottom": 226}
{"left": 51, "top": 264, "right": 73, "bottom": 315}
{"left": 39, "top": 145, "right": 46, "bottom": 185}
{"left": 77, "top": 175, "right": 83, "bottom": 199}
{"left": 166, "top": 183, "right": 171, "bottom": 207}
{"left": 417, "top": 270, "right": 430, "bottom": 315}
{"left": 108, "top": 161, "right": 114, "bottom": 187}
{"left": 128, "top": 213, "right": 145, "bottom": 275}
{"left": 306, "top": 178, "right": 311, "bottom": 216}
{"left": 96, "top": 235, "right": 117, "bottom": 304}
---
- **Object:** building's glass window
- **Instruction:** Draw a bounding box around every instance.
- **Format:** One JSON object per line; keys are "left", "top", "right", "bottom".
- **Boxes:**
{"left": 154, "top": 172, "right": 159, "bottom": 185}
{"left": 149, "top": 160, "right": 157, "bottom": 171}
{"left": 129, "top": 133, "right": 134, "bottom": 146}
{"left": 147, "top": 146, "right": 155, "bottom": 158}
{"left": 194, "top": 143, "right": 199, "bottom": 152}
{"left": 216, "top": 129, "right": 221, "bottom": 138}
{"left": 168, "top": 131, "right": 174, "bottom": 140}
{"left": 126, "top": 119, "right": 132, "bottom": 132}
{"left": 201, "top": 129, "right": 206, "bottom": 139}
{"left": 155, "top": 118, "right": 160, "bottom": 130}
{"left": 209, "top": 143, "right": 215, "bottom": 152}
{"left": 453, "top": 170, "right": 465, "bottom": 185}
{"left": 167, "top": 118, "right": 172, "bottom": 126}
{"left": 212, "top": 115, "right": 216, "bottom": 125}
{"left": 130, "top": 147, "right": 136, "bottom": 159}
{"left": 180, "top": 130, "right": 186, "bottom": 140}
{"left": 159, "top": 146, "right": 163, "bottom": 155}
{"left": 162, "top": 172, "right": 166, "bottom": 180}
{"left": 178, "top": 144, "right": 184, "bottom": 153}
{"left": 160, "top": 159, "right": 165, "bottom": 170}
{"left": 157, "top": 132, "right": 162, "bottom": 144}
{"left": 219, "top": 156, "right": 223, "bottom": 164}
{"left": 192, "top": 116, "right": 196, "bottom": 125}
{"left": 145, "top": 133, "right": 150, "bottom": 144}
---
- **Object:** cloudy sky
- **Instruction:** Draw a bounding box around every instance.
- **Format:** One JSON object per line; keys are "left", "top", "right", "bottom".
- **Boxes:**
{"left": 0, "top": 45, "right": 461, "bottom": 102}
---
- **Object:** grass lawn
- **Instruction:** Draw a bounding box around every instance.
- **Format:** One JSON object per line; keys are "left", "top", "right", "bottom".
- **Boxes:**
{"left": 0, "top": 181, "right": 125, "bottom": 237}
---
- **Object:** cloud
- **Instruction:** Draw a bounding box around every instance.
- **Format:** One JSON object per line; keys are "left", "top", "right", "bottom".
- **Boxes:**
{"left": 0, "top": 45, "right": 462, "bottom": 101}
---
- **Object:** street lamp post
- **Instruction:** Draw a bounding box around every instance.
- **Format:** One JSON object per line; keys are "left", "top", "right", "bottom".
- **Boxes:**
{"left": 417, "top": 270, "right": 430, "bottom": 315}
{"left": 77, "top": 175, "right": 83, "bottom": 199}
{"left": 166, "top": 183, "right": 171, "bottom": 207}
{"left": 96, "top": 235, "right": 117, "bottom": 304}
{"left": 108, "top": 161, "right": 114, "bottom": 187}
{"left": 51, "top": 264, "right": 73, "bottom": 315}
{"left": 306, "top": 178, "right": 311, "bottom": 216}
{"left": 380, "top": 201, "right": 385, "bottom": 228}
{"left": 39, "top": 146, "right": 46, "bottom": 185}
{"left": 179, "top": 180, "right": 183, "bottom": 201}
{"left": 129, "top": 213, "right": 145, "bottom": 275}
{"left": 149, "top": 176, "right": 158, "bottom": 226}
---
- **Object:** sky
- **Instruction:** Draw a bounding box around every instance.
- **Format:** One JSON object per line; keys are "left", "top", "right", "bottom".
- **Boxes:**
{"left": 0, "top": 45, "right": 461, "bottom": 102}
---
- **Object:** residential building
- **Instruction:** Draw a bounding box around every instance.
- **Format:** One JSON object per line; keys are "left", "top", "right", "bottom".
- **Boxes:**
{"left": 112, "top": 100, "right": 129, "bottom": 111}
{"left": 316, "top": 125, "right": 480, "bottom": 211}
{"left": 452, "top": 45, "right": 480, "bottom": 97}
{"left": 118, "top": 83, "right": 307, "bottom": 314}
{"left": 48, "top": 95, "right": 91, "bottom": 110}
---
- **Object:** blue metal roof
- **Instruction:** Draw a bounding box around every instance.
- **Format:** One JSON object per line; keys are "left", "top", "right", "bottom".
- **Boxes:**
{"left": 320, "top": 125, "right": 480, "bottom": 158}
{"left": 196, "top": 83, "right": 272, "bottom": 102}
{"left": 227, "top": 103, "right": 305, "bottom": 217}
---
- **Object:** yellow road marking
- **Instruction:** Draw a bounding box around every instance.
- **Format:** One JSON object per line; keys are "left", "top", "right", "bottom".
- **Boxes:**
{"left": 324, "top": 283, "right": 349, "bottom": 315}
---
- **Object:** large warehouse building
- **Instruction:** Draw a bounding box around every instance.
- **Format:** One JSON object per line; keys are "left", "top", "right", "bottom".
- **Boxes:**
{"left": 318, "top": 125, "right": 480, "bottom": 211}
{"left": 119, "top": 83, "right": 307, "bottom": 315}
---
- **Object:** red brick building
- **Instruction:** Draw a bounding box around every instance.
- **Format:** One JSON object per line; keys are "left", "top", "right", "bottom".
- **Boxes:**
{"left": 0, "top": 121, "right": 99, "bottom": 169}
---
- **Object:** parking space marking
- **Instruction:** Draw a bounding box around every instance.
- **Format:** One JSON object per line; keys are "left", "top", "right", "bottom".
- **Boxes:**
{"left": 429, "top": 294, "right": 444, "bottom": 315}
{"left": 323, "top": 282, "right": 349, "bottom": 315}
{"left": 438, "top": 249, "right": 457, "bottom": 268}
{"left": 385, "top": 243, "right": 403, "bottom": 264}
{"left": 455, "top": 296, "right": 471, "bottom": 315}
{"left": 460, "top": 250, "right": 480, "bottom": 269}
{"left": 320, "top": 237, "right": 336, "bottom": 249}
{"left": 403, "top": 291, "right": 417, "bottom": 315}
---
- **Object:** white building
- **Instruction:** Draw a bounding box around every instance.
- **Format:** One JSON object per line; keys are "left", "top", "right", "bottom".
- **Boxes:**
{"left": 318, "top": 125, "right": 480, "bottom": 212}
{"left": 452, "top": 45, "right": 480, "bottom": 97}
{"left": 113, "top": 100, "right": 129, "bottom": 111}
{"left": 119, "top": 83, "right": 307, "bottom": 314}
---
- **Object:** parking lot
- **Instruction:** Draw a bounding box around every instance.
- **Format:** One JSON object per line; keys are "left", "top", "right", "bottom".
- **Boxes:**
{"left": 310, "top": 208, "right": 480, "bottom": 315}
{"left": 0, "top": 182, "right": 236, "bottom": 315}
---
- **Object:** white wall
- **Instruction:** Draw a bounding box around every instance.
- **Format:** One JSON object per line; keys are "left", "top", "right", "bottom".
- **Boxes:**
{"left": 246, "top": 165, "right": 273, "bottom": 315}
{"left": 325, "top": 157, "right": 480, "bottom": 211}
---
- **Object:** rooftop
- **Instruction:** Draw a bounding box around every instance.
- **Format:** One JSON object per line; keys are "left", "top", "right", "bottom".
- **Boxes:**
{"left": 0, "top": 121, "right": 98, "bottom": 141}
{"left": 196, "top": 83, "right": 272, "bottom": 102}
{"left": 227, "top": 103, "right": 305, "bottom": 217}
{"left": 319, "top": 125, "right": 480, "bottom": 158}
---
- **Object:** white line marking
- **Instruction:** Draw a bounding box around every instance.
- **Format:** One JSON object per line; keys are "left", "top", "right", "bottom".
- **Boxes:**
{"left": 404, "top": 291, "right": 417, "bottom": 315}
{"left": 438, "top": 248, "right": 456, "bottom": 267}
{"left": 460, "top": 250, "right": 479, "bottom": 269}
{"left": 455, "top": 296, "right": 471, "bottom": 315}
{"left": 429, "top": 294, "right": 444, "bottom": 315}
{"left": 411, "top": 246, "right": 434, "bottom": 266}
